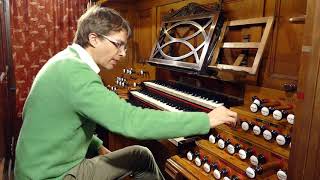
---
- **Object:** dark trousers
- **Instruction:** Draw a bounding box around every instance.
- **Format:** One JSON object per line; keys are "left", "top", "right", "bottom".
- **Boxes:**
{"left": 64, "top": 145, "right": 165, "bottom": 180}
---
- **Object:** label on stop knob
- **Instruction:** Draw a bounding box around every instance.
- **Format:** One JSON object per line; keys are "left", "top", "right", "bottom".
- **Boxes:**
{"left": 263, "top": 130, "right": 272, "bottom": 141}
{"left": 203, "top": 163, "right": 210, "bottom": 173}
{"left": 218, "top": 139, "right": 225, "bottom": 149}
{"left": 187, "top": 151, "right": 193, "bottom": 161}
{"left": 253, "top": 125, "right": 261, "bottom": 135}
{"left": 246, "top": 167, "right": 256, "bottom": 179}
{"left": 227, "top": 144, "right": 235, "bottom": 154}
{"left": 250, "top": 155, "right": 259, "bottom": 166}
{"left": 238, "top": 149, "right": 247, "bottom": 160}
{"left": 273, "top": 110, "right": 283, "bottom": 120}
{"left": 241, "top": 122, "right": 250, "bottom": 131}
{"left": 277, "top": 169, "right": 287, "bottom": 180}
{"left": 213, "top": 169, "right": 221, "bottom": 179}
{"left": 250, "top": 103, "right": 259, "bottom": 113}
{"left": 195, "top": 157, "right": 201, "bottom": 167}
{"left": 287, "top": 114, "right": 295, "bottom": 124}
{"left": 209, "top": 135, "right": 216, "bottom": 144}
{"left": 261, "top": 107, "right": 270, "bottom": 116}
{"left": 276, "top": 135, "right": 286, "bottom": 146}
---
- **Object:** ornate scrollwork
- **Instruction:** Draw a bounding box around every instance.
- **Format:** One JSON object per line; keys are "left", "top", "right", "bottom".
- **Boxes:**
{"left": 163, "top": 2, "right": 222, "bottom": 21}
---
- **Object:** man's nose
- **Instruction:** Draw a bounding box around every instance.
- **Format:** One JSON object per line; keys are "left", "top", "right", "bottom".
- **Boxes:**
{"left": 118, "top": 48, "right": 126, "bottom": 57}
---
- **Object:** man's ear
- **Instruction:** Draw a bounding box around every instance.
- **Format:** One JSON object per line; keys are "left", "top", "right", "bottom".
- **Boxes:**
{"left": 88, "top": 33, "right": 98, "bottom": 48}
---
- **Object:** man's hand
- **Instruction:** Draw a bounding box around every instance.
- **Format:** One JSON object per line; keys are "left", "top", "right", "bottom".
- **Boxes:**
{"left": 98, "top": 145, "right": 112, "bottom": 155}
{"left": 208, "top": 106, "right": 238, "bottom": 128}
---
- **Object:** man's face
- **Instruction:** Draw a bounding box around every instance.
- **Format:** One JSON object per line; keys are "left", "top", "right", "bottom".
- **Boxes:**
{"left": 89, "top": 30, "right": 128, "bottom": 70}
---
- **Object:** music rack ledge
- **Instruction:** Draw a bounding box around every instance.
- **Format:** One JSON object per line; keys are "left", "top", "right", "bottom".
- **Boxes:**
{"left": 208, "top": 16, "right": 274, "bottom": 75}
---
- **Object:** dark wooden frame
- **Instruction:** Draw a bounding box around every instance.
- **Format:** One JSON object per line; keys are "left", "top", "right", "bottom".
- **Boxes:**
{"left": 0, "top": 0, "right": 15, "bottom": 172}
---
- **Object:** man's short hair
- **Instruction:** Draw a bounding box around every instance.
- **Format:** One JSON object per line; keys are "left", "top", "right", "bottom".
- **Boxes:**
{"left": 73, "top": 6, "right": 131, "bottom": 48}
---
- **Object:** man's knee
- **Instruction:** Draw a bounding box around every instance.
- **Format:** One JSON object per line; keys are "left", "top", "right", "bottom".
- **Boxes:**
{"left": 130, "top": 145, "right": 153, "bottom": 159}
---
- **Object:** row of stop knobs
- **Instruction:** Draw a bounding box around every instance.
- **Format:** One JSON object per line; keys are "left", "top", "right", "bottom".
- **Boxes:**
{"left": 123, "top": 68, "right": 148, "bottom": 76}
{"left": 240, "top": 121, "right": 291, "bottom": 146}
{"left": 186, "top": 150, "right": 287, "bottom": 179}
{"left": 186, "top": 151, "right": 240, "bottom": 180}
{"left": 250, "top": 96, "right": 295, "bottom": 124}
{"left": 208, "top": 134, "right": 266, "bottom": 166}
{"left": 207, "top": 134, "right": 288, "bottom": 179}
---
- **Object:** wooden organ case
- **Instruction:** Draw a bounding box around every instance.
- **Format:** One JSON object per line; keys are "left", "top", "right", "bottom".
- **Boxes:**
{"left": 99, "top": 0, "right": 320, "bottom": 179}
{"left": 127, "top": 2, "right": 292, "bottom": 180}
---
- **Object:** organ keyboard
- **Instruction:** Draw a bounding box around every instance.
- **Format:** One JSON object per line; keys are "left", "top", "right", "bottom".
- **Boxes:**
{"left": 143, "top": 81, "right": 224, "bottom": 109}
{"left": 131, "top": 80, "right": 242, "bottom": 110}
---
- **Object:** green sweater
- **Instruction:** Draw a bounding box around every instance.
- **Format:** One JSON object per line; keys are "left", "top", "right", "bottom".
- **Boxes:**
{"left": 14, "top": 46, "right": 210, "bottom": 180}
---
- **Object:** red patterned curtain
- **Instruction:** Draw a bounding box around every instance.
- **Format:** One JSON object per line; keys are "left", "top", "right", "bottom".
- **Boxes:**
{"left": 10, "top": 0, "right": 87, "bottom": 117}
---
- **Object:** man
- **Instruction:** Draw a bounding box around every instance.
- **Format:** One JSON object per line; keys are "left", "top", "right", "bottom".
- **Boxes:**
{"left": 14, "top": 6, "right": 237, "bottom": 180}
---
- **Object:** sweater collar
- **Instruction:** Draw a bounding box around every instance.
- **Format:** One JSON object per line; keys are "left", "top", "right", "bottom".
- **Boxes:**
{"left": 69, "top": 43, "right": 100, "bottom": 74}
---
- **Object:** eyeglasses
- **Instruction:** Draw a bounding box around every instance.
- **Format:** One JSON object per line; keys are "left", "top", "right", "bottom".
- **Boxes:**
{"left": 98, "top": 34, "right": 127, "bottom": 52}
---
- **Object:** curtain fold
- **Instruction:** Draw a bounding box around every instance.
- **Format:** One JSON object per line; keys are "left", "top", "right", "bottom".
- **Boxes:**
{"left": 10, "top": 0, "right": 87, "bottom": 117}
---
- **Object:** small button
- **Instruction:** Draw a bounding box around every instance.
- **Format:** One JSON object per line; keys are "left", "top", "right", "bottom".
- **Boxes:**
{"left": 227, "top": 144, "right": 235, "bottom": 154}
{"left": 263, "top": 130, "right": 272, "bottom": 141}
{"left": 213, "top": 169, "right": 221, "bottom": 179}
{"left": 261, "top": 107, "right": 270, "bottom": 116}
{"left": 187, "top": 151, "right": 193, "bottom": 161}
{"left": 246, "top": 167, "right": 256, "bottom": 179}
{"left": 253, "top": 125, "right": 261, "bottom": 135}
{"left": 250, "top": 155, "right": 259, "bottom": 166}
{"left": 287, "top": 114, "right": 295, "bottom": 124}
{"left": 277, "top": 169, "right": 287, "bottom": 180}
{"left": 253, "top": 99, "right": 261, "bottom": 106}
{"left": 238, "top": 149, "right": 247, "bottom": 160}
{"left": 250, "top": 103, "right": 259, "bottom": 113}
{"left": 203, "top": 162, "right": 211, "bottom": 173}
{"left": 276, "top": 135, "right": 286, "bottom": 146}
{"left": 273, "top": 110, "right": 283, "bottom": 120}
{"left": 241, "top": 122, "right": 250, "bottom": 131}
{"left": 218, "top": 139, "right": 225, "bottom": 149}
{"left": 195, "top": 157, "right": 201, "bottom": 167}
{"left": 209, "top": 135, "right": 216, "bottom": 144}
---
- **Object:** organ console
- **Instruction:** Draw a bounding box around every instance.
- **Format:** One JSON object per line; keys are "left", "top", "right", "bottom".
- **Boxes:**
{"left": 124, "top": 2, "right": 294, "bottom": 179}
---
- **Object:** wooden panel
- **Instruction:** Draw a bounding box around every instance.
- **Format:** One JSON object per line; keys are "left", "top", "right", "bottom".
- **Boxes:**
{"left": 262, "top": 0, "right": 307, "bottom": 89}
{"left": 131, "top": 6, "right": 157, "bottom": 80}
{"left": 134, "top": 8, "right": 153, "bottom": 63}
{"left": 0, "top": 158, "right": 3, "bottom": 180}
{"left": 289, "top": 0, "right": 320, "bottom": 179}
{"left": 156, "top": 0, "right": 264, "bottom": 31}
{"left": 288, "top": 0, "right": 320, "bottom": 179}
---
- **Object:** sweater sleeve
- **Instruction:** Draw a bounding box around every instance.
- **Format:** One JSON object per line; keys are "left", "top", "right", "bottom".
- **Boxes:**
{"left": 90, "top": 135, "right": 103, "bottom": 151}
{"left": 63, "top": 61, "right": 210, "bottom": 140}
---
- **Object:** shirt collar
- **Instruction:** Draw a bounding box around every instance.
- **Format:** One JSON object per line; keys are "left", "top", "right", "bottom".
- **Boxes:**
{"left": 70, "top": 43, "right": 100, "bottom": 74}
